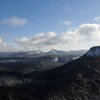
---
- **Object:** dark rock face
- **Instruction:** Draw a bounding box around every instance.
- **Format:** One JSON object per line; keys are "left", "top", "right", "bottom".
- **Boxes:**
{"left": 0, "top": 46, "right": 100, "bottom": 100}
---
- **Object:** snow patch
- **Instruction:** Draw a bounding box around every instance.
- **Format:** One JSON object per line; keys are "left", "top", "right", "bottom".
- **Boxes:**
{"left": 86, "top": 46, "right": 100, "bottom": 57}
{"left": 51, "top": 57, "right": 58, "bottom": 62}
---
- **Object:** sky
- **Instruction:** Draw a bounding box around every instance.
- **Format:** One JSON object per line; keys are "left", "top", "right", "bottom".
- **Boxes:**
{"left": 0, "top": 0, "right": 100, "bottom": 51}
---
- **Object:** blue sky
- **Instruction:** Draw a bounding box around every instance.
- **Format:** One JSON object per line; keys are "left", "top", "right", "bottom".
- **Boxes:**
{"left": 0, "top": 0, "right": 100, "bottom": 51}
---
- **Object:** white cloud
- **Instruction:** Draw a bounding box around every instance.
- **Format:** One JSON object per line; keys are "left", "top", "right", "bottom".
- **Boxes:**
{"left": 1, "top": 16, "right": 28, "bottom": 26}
{"left": 0, "top": 38, "right": 15, "bottom": 52}
{"left": 63, "top": 21, "right": 72, "bottom": 25}
{"left": 76, "top": 24, "right": 100, "bottom": 38}
{"left": 94, "top": 16, "right": 100, "bottom": 23}
{"left": 16, "top": 32, "right": 63, "bottom": 51}
{"left": 16, "top": 24, "right": 100, "bottom": 51}
{"left": 0, "top": 23, "right": 100, "bottom": 52}
{"left": 59, "top": 20, "right": 72, "bottom": 25}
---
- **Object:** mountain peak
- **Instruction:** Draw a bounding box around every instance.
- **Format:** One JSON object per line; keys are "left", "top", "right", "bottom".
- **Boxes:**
{"left": 86, "top": 46, "right": 100, "bottom": 57}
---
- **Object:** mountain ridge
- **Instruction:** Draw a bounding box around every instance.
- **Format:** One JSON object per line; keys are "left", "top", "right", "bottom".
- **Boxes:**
{"left": 0, "top": 49, "right": 87, "bottom": 57}
{"left": 0, "top": 46, "right": 99, "bottom": 100}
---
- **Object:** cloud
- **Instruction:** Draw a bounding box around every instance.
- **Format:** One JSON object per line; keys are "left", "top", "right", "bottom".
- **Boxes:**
{"left": 0, "top": 22, "right": 100, "bottom": 52}
{"left": 16, "top": 32, "right": 64, "bottom": 51}
{"left": 76, "top": 24, "right": 100, "bottom": 37}
{"left": 16, "top": 23, "right": 100, "bottom": 51}
{"left": 1, "top": 16, "right": 28, "bottom": 26}
{"left": 0, "top": 38, "right": 15, "bottom": 52}
{"left": 59, "top": 20, "right": 72, "bottom": 25}
{"left": 94, "top": 16, "right": 100, "bottom": 23}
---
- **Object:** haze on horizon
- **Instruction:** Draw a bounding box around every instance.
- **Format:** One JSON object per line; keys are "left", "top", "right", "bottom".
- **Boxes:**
{"left": 0, "top": 0, "right": 100, "bottom": 52}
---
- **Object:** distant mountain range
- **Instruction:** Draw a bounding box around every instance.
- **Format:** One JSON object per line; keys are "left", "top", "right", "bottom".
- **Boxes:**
{"left": 0, "top": 49, "right": 87, "bottom": 57}
{"left": 0, "top": 49, "right": 86, "bottom": 73}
